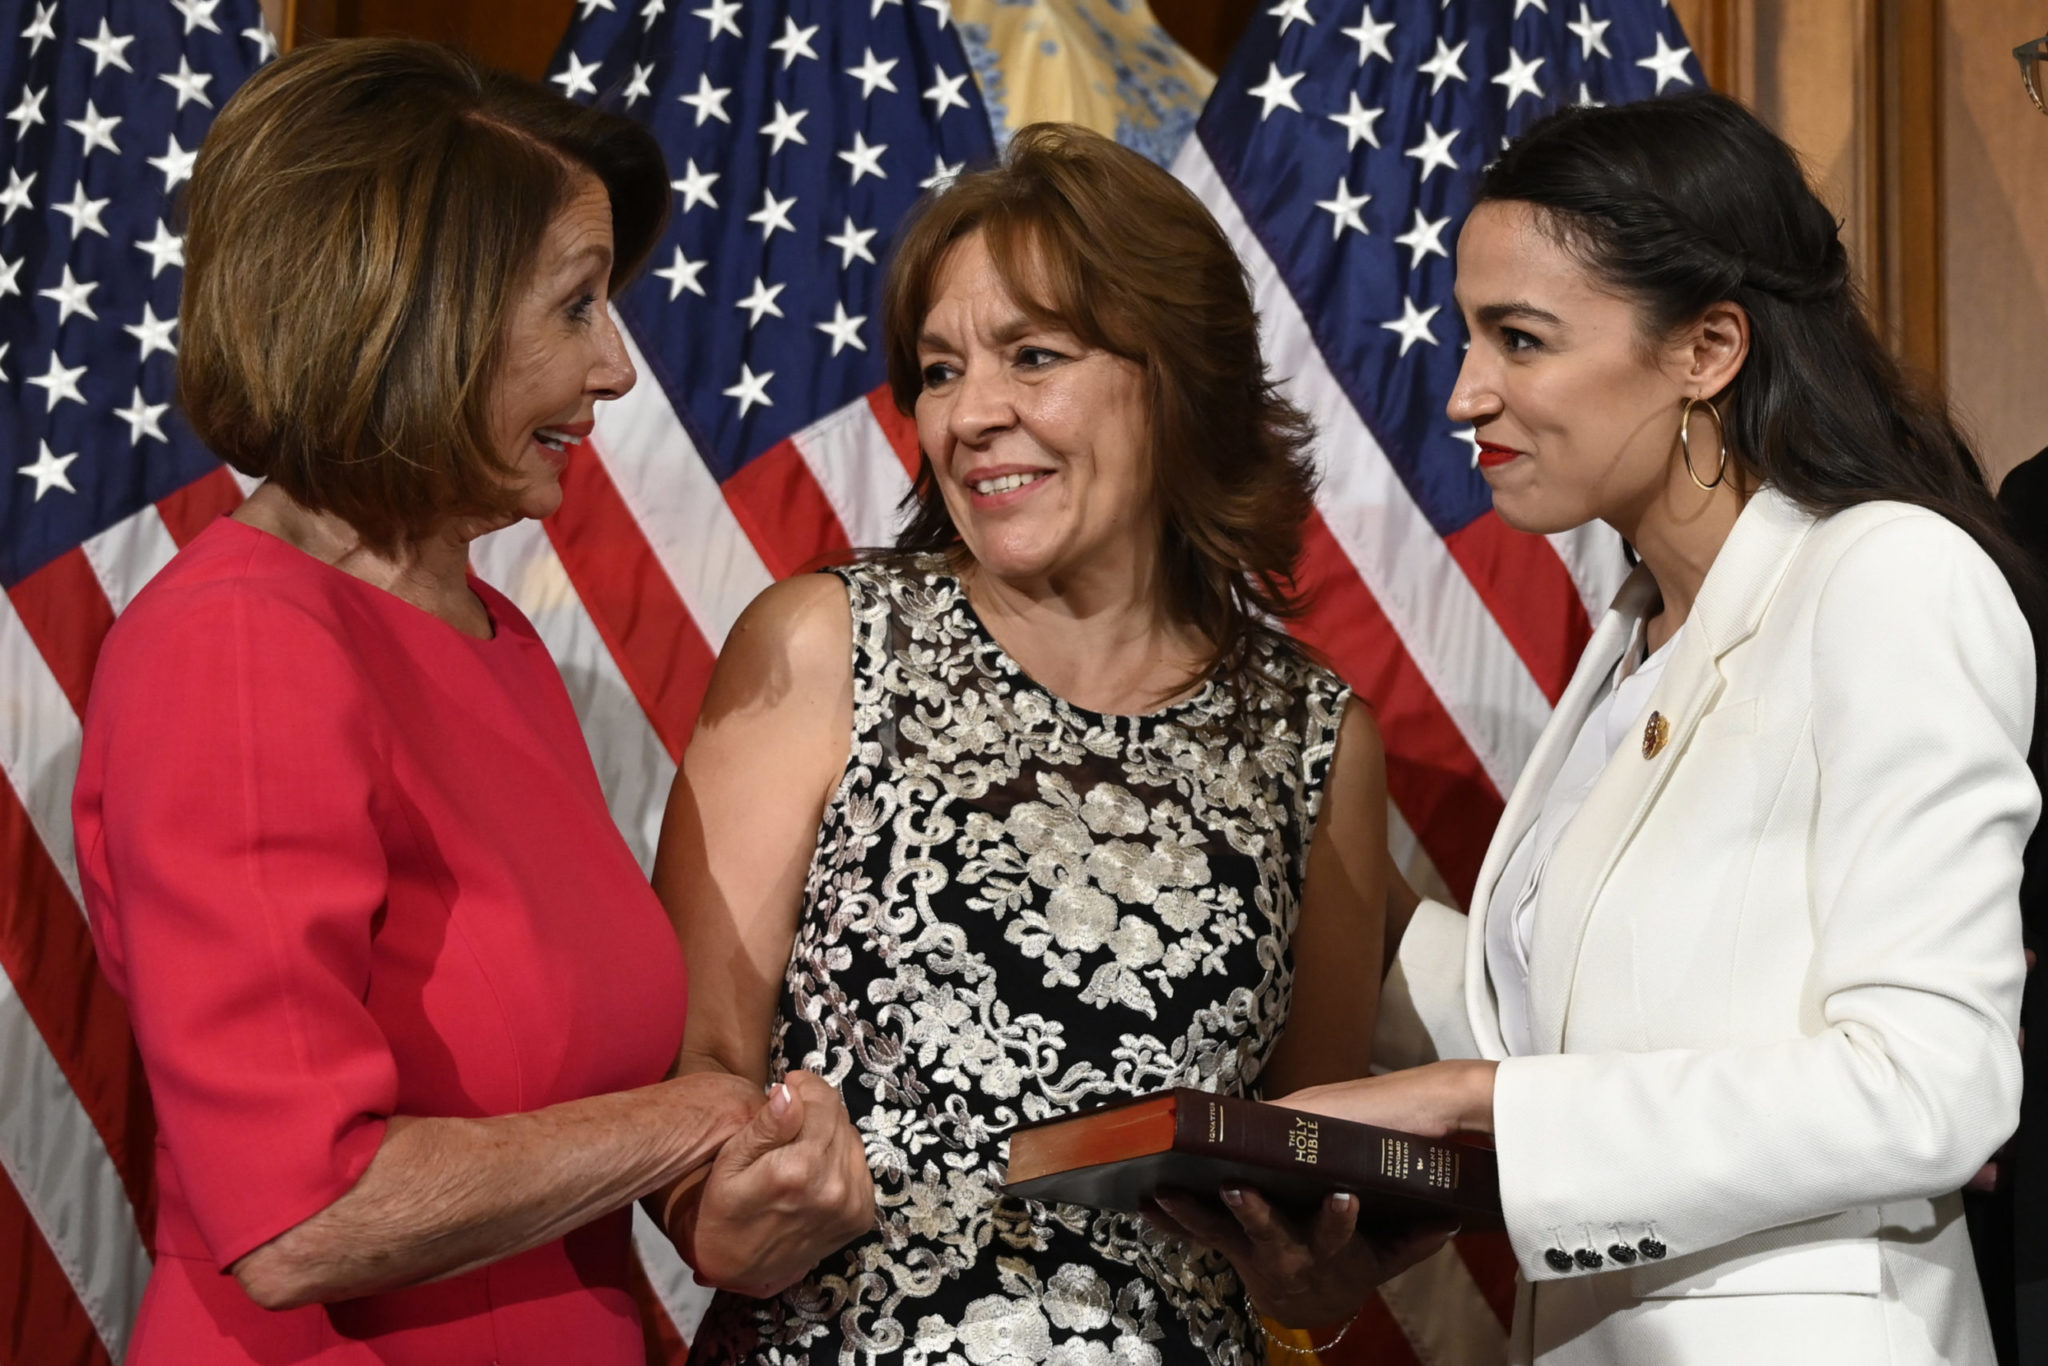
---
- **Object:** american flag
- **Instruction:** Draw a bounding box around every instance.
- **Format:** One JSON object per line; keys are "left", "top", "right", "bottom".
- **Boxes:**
{"left": 1177, "top": 0, "right": 1699, "bottom": 914}
{"left": 0, "top": 0, "right": 1701, "bottom": 1360}
{"left": 0, "top": 0, "right": 274, "bottom": 1359}
{"left": 1174, "top": 3, "right": 1700, "bottom": 1362}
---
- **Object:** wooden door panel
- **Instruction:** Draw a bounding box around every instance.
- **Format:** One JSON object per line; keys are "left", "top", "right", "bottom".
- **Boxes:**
{"left": 290, "top": 0, "right": 574, "bottom": 79}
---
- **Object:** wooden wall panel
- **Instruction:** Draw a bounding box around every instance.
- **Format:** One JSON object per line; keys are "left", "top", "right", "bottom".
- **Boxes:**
{"left": 1661, "top": 4, "right": 1950, "bottom": 387}
{"left": 1939, "top": 0, "right": 2048, "bottom": 482}
{"left": 281, "top": 0, "right": 572, "bottom": 80}
{"left": 1671, "top": 0, "right": 1751, "bottom": 98}
{"left": 1875, "top": 0, "right": 1943, "bottom": 382}
{"left": 1152, "top": 0, "right": 1259, "bottom": 77}
{"left": 1749, "top": 0, "right": 1882, "bottom": 312}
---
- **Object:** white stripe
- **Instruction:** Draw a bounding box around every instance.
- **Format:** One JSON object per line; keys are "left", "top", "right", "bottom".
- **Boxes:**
{"left": 0, "top": 975, "right": 151, "bottom": 1360}
{"left": 595, "top": 311, "right": 774, "bottom": 646}
{"left": 0, "top": 595, "right": 84, "bottom": 903}
{"left": 0, "top": 593, "right": 151, "bottom": 1353}
{"left": 1548, "top": 524, "right": 1630, "bottom": 624}
{"left": 1174, "top": 140, "right": 1554, "bottom": 793}
{"left": 1387, "top": 800, "right": 1457, "bottom": 914}
{"left": 631, "top": 1204, "right": 716, "bottom": 1345}
{"left": 790, "top": 399, "right": 914, "bottom": 551}
{"left": 226, "top": 467, "right": 261, "bottom": 497}
{"left": 470, "top": 519, "right": 678, "bottom": 870}
{"left": 81, "top": 506, "right": 180, "bottom": 616}
{"left": 1379, "top": 1241, "right": 1512, "bottom": 1365}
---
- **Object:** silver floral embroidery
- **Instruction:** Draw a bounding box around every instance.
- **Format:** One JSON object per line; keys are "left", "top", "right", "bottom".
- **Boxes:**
{"left": 693, "top": 558, "right": 1349, "bottom": 1366}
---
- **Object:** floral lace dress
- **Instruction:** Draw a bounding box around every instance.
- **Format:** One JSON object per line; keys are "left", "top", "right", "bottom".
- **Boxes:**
{"left": 689, "top": 557, "right": 1352, "bottom": 1366}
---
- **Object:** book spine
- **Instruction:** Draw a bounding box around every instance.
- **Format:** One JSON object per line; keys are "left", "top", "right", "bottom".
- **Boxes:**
{"left": 1174, "top": 1091, "right": 1488, "bottom": 1209}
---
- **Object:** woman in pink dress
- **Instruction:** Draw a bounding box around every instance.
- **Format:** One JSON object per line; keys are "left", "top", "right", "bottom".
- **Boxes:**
{"left": 71, "top": 39, "right": 872, "bottom": 1364}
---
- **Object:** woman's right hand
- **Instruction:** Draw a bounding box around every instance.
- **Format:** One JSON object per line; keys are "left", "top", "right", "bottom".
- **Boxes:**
{"left": 1144, "top": 1187, "right": 1453, "bottom": 1331}
{"left": 673, "top": 1069, "right": 877, "bottom": 1297}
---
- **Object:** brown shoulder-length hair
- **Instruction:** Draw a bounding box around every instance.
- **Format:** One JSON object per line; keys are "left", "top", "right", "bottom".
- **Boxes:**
{"left": 881, "top": 122, "right": 1318, "bottom": 698}
{"left": 178, "top": 38, "right": 668, "bottom": 554}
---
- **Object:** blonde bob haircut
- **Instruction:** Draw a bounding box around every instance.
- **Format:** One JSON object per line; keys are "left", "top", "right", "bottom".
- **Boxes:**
{"left": 179, "top": 38, "right": 668, "bottom": 553}
{"left": 882, "top": 123, "right": 1317, "bottom": 701}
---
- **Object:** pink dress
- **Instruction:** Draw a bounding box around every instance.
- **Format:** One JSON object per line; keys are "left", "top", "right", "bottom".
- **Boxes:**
{"left": 73, "top": 517, "right": 688, "bottom": 1364}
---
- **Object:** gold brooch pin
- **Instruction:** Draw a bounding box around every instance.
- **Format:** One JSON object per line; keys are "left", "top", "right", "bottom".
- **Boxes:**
{"left": 1642, "top": 711, "right": 1669, "bottom": 759}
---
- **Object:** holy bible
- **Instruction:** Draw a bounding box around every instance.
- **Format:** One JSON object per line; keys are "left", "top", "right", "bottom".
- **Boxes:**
{"left": 1002, "top": 1088, "right": 1502, "bottom": 1230}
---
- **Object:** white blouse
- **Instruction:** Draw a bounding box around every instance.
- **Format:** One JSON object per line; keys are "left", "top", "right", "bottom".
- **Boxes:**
{"left": 1484, "top": 617, "right": 1686, "bottom": 1056}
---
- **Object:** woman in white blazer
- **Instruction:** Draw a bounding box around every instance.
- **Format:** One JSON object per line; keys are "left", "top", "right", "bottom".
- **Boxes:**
{"left": 1150, "top": 93, "right": 2041, "bottom": 1365}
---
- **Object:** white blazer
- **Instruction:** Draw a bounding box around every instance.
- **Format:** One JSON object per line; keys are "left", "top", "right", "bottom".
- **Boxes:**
{"left": 1379, "top": 488, "right": 2038, "bottom": 1366}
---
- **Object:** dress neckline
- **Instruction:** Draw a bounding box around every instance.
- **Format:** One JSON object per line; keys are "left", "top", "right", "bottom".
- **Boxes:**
{"left": 213, "top": 515, "right": 507, "bottom": 645}
{"left": 923, "top": 560, "right": 1224, "bottom": 724}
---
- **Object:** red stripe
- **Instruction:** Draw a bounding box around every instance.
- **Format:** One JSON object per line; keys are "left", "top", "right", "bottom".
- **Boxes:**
{"left": 1289, "top": 512, "right": 1500, "bottom": 902}
{"left": 1442, "top": 513, "right": 1592, "bottom": 706}
{"left": 1452, "top": 1231, "right": 1519, "bottom": 1329}
{"left": 627, "top": 1247, "right": 692, "bottom": 1365}
{"left": 721, "top": 439, "right": 852, "bottom": 580}
{"left": 1327, "top": 1289, "right": 1425, "bottom": 1366}
{"left": 7, "top": 550, "right": 115, "bottom": 717}
{"left": 155, "top": 466, "right": 245, "bottom": 547}
{"left": 546, "top": 443, "right": 718, "bottom": 759}
{"left": 0, "top": 781, "right": 156, "bottom": 1240}
{"left": 864, "top": 386, "right": 922, "bottom": 481}
{"left": 0, "top": 1165, "right": 114, "bottom": 1366}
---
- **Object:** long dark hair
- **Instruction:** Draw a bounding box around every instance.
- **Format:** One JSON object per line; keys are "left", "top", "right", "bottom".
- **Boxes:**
{"left": 881, "top": 123, "right": 1317, "bottom": 707}
{"left": 1478, "top": 92, "right": 2037, "bottom": 616}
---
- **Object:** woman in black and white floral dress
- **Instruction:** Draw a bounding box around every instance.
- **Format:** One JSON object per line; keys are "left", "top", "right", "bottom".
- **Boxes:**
{"left": 653, "top": 125, "right": 1440, "bottom": 1366}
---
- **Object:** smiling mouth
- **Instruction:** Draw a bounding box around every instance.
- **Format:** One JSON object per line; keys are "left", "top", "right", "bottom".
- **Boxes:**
{"left": 968, "top": 470, "right": 1051, "bottom": 496}
{"left": 534, "top": 426, "right": 588, "bottom": 454}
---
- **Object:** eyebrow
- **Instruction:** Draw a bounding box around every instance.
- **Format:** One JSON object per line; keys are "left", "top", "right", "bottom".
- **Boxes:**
{"left": 1472, "top": 300, "right": 1565, "bottom": 328}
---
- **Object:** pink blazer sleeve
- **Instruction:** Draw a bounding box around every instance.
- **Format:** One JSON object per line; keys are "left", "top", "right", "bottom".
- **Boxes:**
{"left": 76, "top": 578, "right": 398, "bottom": 1269}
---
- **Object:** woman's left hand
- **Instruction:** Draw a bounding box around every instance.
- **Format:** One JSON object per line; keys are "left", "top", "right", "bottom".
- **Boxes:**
{"left": 1285, "top": 1059, "right": 1499, "bottom": 1138}
{"left": 1145, "top": 1188, "right": 1452, "bottom": 1331}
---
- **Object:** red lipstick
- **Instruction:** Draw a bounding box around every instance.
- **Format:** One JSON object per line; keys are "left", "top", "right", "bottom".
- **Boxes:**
{"left": 1475, "top": 441, "right": 1524, "bottom": 469}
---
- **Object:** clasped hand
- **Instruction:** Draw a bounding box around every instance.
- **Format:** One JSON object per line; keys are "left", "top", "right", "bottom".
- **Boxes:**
{"left": 676, "top": 1069, "right": 877, "bottom": 1298}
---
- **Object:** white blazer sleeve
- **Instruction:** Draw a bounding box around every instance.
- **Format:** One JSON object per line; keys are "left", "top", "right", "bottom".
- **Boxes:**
{"left": 1373, "top": 898, "right": 1480, "bottom": 1070}
{"left": 1490, "top": 512, "right": 2037, "bottom": 1282}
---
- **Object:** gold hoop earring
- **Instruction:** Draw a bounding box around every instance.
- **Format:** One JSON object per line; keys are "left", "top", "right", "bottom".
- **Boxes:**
{"left": 1679, "top": 396, "right": 1728, "bottom": 491}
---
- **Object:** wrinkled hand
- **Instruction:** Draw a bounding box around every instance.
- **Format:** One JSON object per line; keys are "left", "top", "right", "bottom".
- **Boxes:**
{"left": 681, "top": 1070, "right": 877, "bottom": 1297}
{"left": 1145, "top": 1187, "right": 1452, "bottom": 1330}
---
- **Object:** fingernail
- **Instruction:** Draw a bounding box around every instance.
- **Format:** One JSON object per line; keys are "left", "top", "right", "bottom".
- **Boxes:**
{"left": 1330, "top": 1192, "right": 1355, "bottom": 1211}
{"left": 1221, "top": 1188, "right": 1245, "bottom": 1208}
{"left": 769, "top": 1082, "right": 793, "bottom": 1114}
